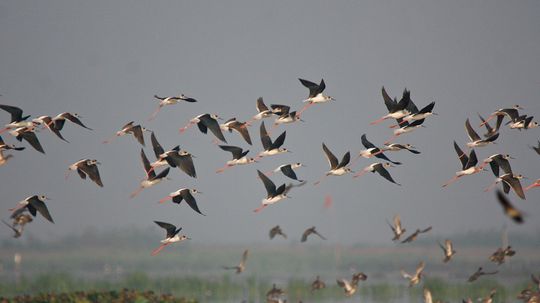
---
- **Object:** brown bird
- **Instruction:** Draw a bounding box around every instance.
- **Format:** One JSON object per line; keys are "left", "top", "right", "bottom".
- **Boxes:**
{"left": 9, "top": 195, "right": 54, "bottom": 223}
{"left": 401, "top": 261, "right": 425, "bottom": 287}
{"left": 223, "top": 249, "right": 248, "bottom": 274}
{"left": 103, "top": 121, "right": 150, "bottom": 146}
{"left": 489, "top": 246, "right": 515, "bottom": 265}
{"left": 336, "top": 274, "right": 363, "bottom": 297}
{"left": 266, "top": 284, "right": 285, "bottom": 300}
{"left": 496, "top": 190, "right": 524, "bottom": 224}
{"left": 478, "top": 289, "right": 497, "bottom": 303}
{"left": 0, "top": 149, "right": 13, "bottom": 166}
{"left": 52, "top": 112, "right": 92, "bottom": 130}
{"left": 220, "top": 118, "right": 252, "bottom": 145}
{"left": 301, "top": 226, "right": 326, "bottom": 242}
{"left": 386, "top": 214, "right": 406, "bottom": 241}
{"left": 438, "top": 239, "right": 456, "bottom": 263}
{"left": 311, "top": 275, "right": 326, "bottom": 292}
{"left": 66, "top": 159, "right": 103, "bottom": 187}
{"left": 401, "top": 226, "right": 432, "bottom": 243}
{"left": 269, "top": 225, "right": 287, "bottom": 240}
{"left": 467, "top": 267, "right": 498, "bottom": 282}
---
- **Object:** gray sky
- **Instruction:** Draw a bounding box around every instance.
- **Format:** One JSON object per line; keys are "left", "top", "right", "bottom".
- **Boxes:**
{"left": 1, "top": 0, "right": 539, "bottom": 244}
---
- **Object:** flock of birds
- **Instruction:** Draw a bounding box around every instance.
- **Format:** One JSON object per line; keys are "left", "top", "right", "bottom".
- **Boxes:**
{"left": 1, "top": 77, "right": 540, "bottom": 302}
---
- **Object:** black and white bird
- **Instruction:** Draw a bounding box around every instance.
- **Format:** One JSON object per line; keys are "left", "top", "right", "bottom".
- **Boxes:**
{"left": 370, "top": 87, "right": 411, "bottom": 125}
{"left": 478, "top": 113, "right": 502, "bottom": 138}
{"left": 383, "top": 143, "right": 420, "bottom": 154}
{"left": 384, "top": 119, "right": 425, "bottom": 144}
{"left": 266, "top": 163, "right": 305, "bottom": 182}
{"left": 442, "top": 142, "right": 484, "bottom": 187}
{"left": 52, "top": 112, "right": 92, "bottom": 131}
{"left": 9, "top": 126, "right": 45, "bottom": 154}
{"left": 149, "top": 132, "right": 196, "bottom": 178}
{"left": 0, "top": 104, "right": 33, "bottom": 133}
{"left": 103, "top": 121, "right": 150, "bottom": 146}
{"left": 389, "top": 91, "right": 436, "bottom": 128}
{"left": 353, "top": 162, "right": 400, "bottom": 185}
{"left": 66, "top": 159, "right": 103, "bottom": 187}
{"left": 480, "top": 154, "right": 513, "bottom": 178}
{"left": 32, "top": 116, "right": 69, "bottom": 142}
{"left": 297, "top": 78, "right": 334, "bottom": 116}
{"left": 254, "top": 170, "right": 304, "bottom": 213}
{"left": 357, "top": 134, "right": 401, "bottom": 164}
{"left": 465, "top": 118, "right": 499, "bottom": 148}
{"left": 314, "top": 143, "right": 352, "bottom": 185}
{"left": 179, "top": 113, "right": 226, "bottom": 143}
{"left": 248, "top": 97, "right": 274, "bottom": 123}
{"left": 9, "top": 195, "right": 54, "bottom": 224}
{"left": 158, "top": 188, "right": 204, "bottom": 215}
{"left": 151, "top": 221, "right": 190, "bottom": 256}
{"left": 257, "top": 121, "right": 289, "bottom": 159}
{"left": 149, "top": 94, "right": 197, "bottom": 121}
{"left": 220, "top": 118, "right": 252, "bottom": 145}
{"left": 0, "top": 135, "right": 25, "bottom": 151}
{"left": 301, "top": 226, "right": 326, "bottom": 242}
{"left": 485, "top": 173, "right": 526, "bottom": 200}
{"left": 130, "top": 149, "right": 170, "bottom": 198}
{"left": 508, "top": 115, "right": 538, "bottom": 130}
{"left": 216, "top": 145, "right": 256, "bottom": 173}
{"left": 480, "top": 105, "right": 523, "bottom": 127}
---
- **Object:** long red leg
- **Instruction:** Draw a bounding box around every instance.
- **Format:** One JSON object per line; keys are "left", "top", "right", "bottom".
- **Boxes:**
{"left": 148, "top": 106, "right": 162, "bottom": 121}
{"left": 384, "top": 135, "right": 400, "bottom": 145}
{"left": 323, "top": 195, "right": 333, "bottom": 209}
{"left": 0, "top": 128, "right": 8, "bottom": 134}
{"left": 350, "top": 154, "right": 362, "bottom": 167}
{"left": 313, "top": 175, "right": 328, "bottom": 186}
{"left": 130, "top": 187, "right": 144, "bottom": 198}
{"left": 151, "top": 243, "right": 170, "bottom": 256}
{"left": 216, "top": 164, "right": 233, "bottom": 173}
{"left": 102, "top": 134, "right": 118, "bottom": 144}
{"left": 442, "top": 176, "right": 461, "bottom": 188}
{"left": 370, "top": 116, "right": 387, "bottom": 125}
{"left": 479, "top": 115, "right": 495, "bottom": 127}
{"left": 158, "top": 195, "right": 172, "bottom": 204}
{"left": 525, "top": 181, "right": 540, "bottom": 191}
{"left": 297, "top": 102, "right": 314, "bottom": 117}
{"left": 353, "top": 170, "right": 368, "bottom": 178}
{"left": 253, "top": 204, "right": 267, "bottom": 213}
{"left": 484, "top": 181, "right": 499, "bottom": 192}
{"left": 179, "top": 122, "right": 194, "bottom": 134}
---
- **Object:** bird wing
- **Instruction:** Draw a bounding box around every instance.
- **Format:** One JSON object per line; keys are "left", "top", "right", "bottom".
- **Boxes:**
{"left": 271, "top": 104, "right": 290, "bottom": 116}
{"left": 400, "top": 270, "right": 412, "bottom": 279}
{"left": 230, "top": 122, "right": 252, "bottom": 145}
{"left": 465, "top": 119, "right": 481, "bottom": 142}
{"left": 465, "top": 149, "right": 478, "bottom": 169}
{"left": 488, "top": 161, "right": 500, "bottom": 177}
{"left": 415, "top": 261, "right": 425, "bottom": 276}
{"left": 258, "top": 170, "right": 276, "bottom": 197}
{"left": 396, "top": 89, "right": 411, "bottom": 111}
{"left": 79, "top": 162, "right": 103, "bottom": 187}
{"left": 503, "top": 175, "right": 525, "bottom": 200}
{"left": 62, "top": 113, "right": 92, "bottom": 130}
{"left": 150, "top": 132, "right": 165, "bottom": 159}
{"left": 453, "top": 141, "right": 468, "bottom": 170}
{"left": 301, "top": 229, "right": 312, "bottom": 242}
{"left": 381, "top": 87, "right": 397, "bottom": 112}
{"left": 21, "top": 131, "right": 45, "bottom": 154}
{"left": 260, "top": 122, "right": 272, "bottom": 150}
{"left": 28, "top": 196, "right": 54, "bottom": 223}
{"left": 131, "top": 125, "right": 146, "bottom": 146}
{"left": 417, "top": 102, "right": 435, "bottom": 114}
{"left": 76, "top": 168, "right": 87, "bottom": 179}
{"left": 219, "top": 145, "right": 244, "bottom": 160}
{"left": 478, "top": 113, "right": 494, "bottom": 135}
{"left": 280, "top": 165, "right": 299, "bottom": 181}
{"left": 256, "top": 97, "right": 268, "bottom": 112}
{"left": 374, "top": 164, "right": 400, "bottom": 185}
{"left": 140, "top": 149, "right": 155, "bottom": 179}
{"left": 0, "top": 104, "right": 24, "bottom": 122}
{"left": 361, "top": 134, "right": 376, "bottom": 149}
{"left": 338, "top": 151, "right": 351, "bottom": 169}
{"left": 299, "top": 78, "right": 323, "bottom": 98}
{"left": 200, "top": 115, "right": 227, "bottom": 143}
{"left": 496, "top": 190, "right": 523, "bottom": 224}
{"left": 271, "top": 131, "right": 287, "bottom": 149}
{"left": 152, "top": 167, "right": 170, "bottom": 180}
{"left": 170, "top": 154, "right": 196, "bottom": 178}
{"left": 154, "top": 221, "right": 179, "bottom": 238}
{"left": 240, "top": 249, "right": 249, "bottom": 266}
{"left": 420, "top": 226, "right": 433, "bottom": 233}
{"left": 322, "top": 143, "right": 338, "bottom": 169}
{"left": 181, "top": 190, "right": 204, "bottom": 215}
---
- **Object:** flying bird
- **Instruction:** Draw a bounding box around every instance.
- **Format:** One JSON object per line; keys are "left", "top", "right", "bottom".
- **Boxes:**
{"left": 9, "top": 195, "right": 54, "bottom": 223}
{"left": 314, "top": 143, "right": 352, "bottom": 185}
{"left": 103, "top": 121, "right": 150, "bottom": 146}
{"left": 158, "top": 188, "right": 204, "bottom": 216}
{"left": 32, "top": 116, "right": 69, "bottom": 142}
{"left": 384, "top": 119, "right": 425, "bottom": 144}
{"left": 484, "top": 173, "right": 526, "bottom": 200}
{"left": 9, "top": 126, "right": 45, "bottom": 154}
{"left": 438, "top": 239, "right": 457, "bottom": 263}
{"left": 465, "top": 118, "right": 499, "bottom": 148}
{"left": 266, "top": 163, "right": 305, "bottom": 182}
{"left": 297, "top": 78, "right": 334, "bottom": 116}
{"left": 356, "top": 134, "right": 401, "bottom": 165}
{"left": 66, "top": 159, "right": 103, "bottom": 187}
{"left": 257, "top": 121, "right": 289, "bottom": 159}
{"left": 508, "top": 115, "right": 538, "bottom": 130}
{"left": 442, "top": 141, "right": 484, "bottom": 187}
{"left": 254, "top": 170, "right": 304, "bottom": 213}
{"left": 336, "top": 273, "right": 367, "bottom": 297}
{"left": 130, "top": 149, "right": 170, "bottom": 198}
{"left": 301, "top": 226, "right": 326, "bottom": 242}
{"left": 479, "top": 105, "right": 523, "bottom": 127}
{"left": 386, "top": 214, "right": 406, "bottom": 241}
{"left": 354, "top": 162, "right": 400, "bottom": 185}
{"left": 401, "top": 261, "right": 425, "bottom": 287}
{"left": 220, "top": 118, "right": 252, "bottom": 145}
{"left": 223, "top": 249, "right": 248, "bottom": 274}
{"left": 179, "top": 113, "right": 226, "bottom": 143}
{"left": 248, "top": 97, "right": 274, "bottom": 123}
{"left": 0, "top": 104, "right": 33, "bottom": 133}
{"left": 371, "top": 87, "right": 411, "bottom": 125}
{"left": 467, "top": 267, "right": 498, "bottom": 282}
{"left": 496, "top": 189, "right": 524, "bottom": 224}
{"left": 216, "top": 145, "right": 256, "bottom": 173}
{"left": 401, "top": 226, "right": 432, "bottom": 243}
{"left": 149, "top": 94, "right": 197, "bottom": 120}
{"left": 269, "top": 225, "right": 287, "bottom": 239}
{"left": 383, "top": 143, "right": 420, "bottom": 154}
{"left": 478, "top": 113, "right": 502, "bottom": 138}
{"left": 52, "top": 112, "right": 92, "bottom": 131}
{"left": 149, "top": 132, "right": 196, "bottom": 178}
{"left": 151, "top": 221, "right": 190, "bottom": 256}
{"left": 0, "top": 135, "right": 25, "bottom": 151}
{"left": 311, "top": 276, "right": 326, "bottom": 292}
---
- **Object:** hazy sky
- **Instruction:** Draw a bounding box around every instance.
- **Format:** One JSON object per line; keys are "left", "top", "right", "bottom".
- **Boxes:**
{"left": 1, "top": 0, "right": 539, "bottom": 244}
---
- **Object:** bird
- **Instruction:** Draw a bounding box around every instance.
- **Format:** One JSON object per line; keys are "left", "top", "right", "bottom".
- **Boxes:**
{"left": 478, "top": 113, "right": 502, "bottom": 138}
{"left": 336, "top": 278, "right": 359, "bottom": 297}
{"left": 266, "top": 284, "right": 286, "bottom": 300}
{"left": 179, "top": 113, "right": 226, "bottom": 143}
{"left": 0, "top": 104, "right": 33, "bottom": 133}
{"left": 2, "top": 219, "right": 24, "bottom": 238}
{"left": 508, "top": 115, "right": 538, "bottom": 130}
{"left": 383, "top": 142, "right": 420, "bottom": 154}
{"left": 313, "top": 143, "right": 352, "bottom": 185}
{"left": 484, "top": 173, "right": 526, "bottom": 200}
{"left": 223, "top": 249, "right": 248, "bottom": 274}
{"left": 311, "top": 276, "right": 326, "bottom": 292}
{"left": 273, "top": 109, "right": 303, "bottom": 127}
{"left": 467, "top": 267, "right": 498, "bottom": 282}
{"left": 465, "top": 118, "right": 499, "bottom": 148}
{"left": 530, "top": 140, "right": 540, "bottom": 155}
{"left": 9, "top": 125, "right": 45, "bottom": 154}
{"left": 389, "top": 92, "right": 436, "bottom": 128}
{"left": 0, "top": 149, "right": 13, "bottom": 166}
{"left": 250, "top": 97, "right": 274, "bottom": 122}
{"left": 219, "top": 118, "right": 252, "bottom": 145}
{"left": 386, "top": 214, "right": 406, "bottom": 241}
{"left": 148, "top": 132, "right": 197, "bottom": 178}
{"left": 31, "top": 115, "right": 69, "bottom": 142}
{"left": 158, "top": 188, "right": 204, "bottom": 216}
{"left": 149, "top": 94, "right": 197, "bottom": 121}
{"left": 301, "top": 226, "right": 326, "bottom": 242}
{"left": 151, "top": 221, "right": 190, "bottom": 256}
{"left": 384, "top": 119, "right": 426, "bottom": 144}
{"left": 130, "top": 149, "right": 170, "bottom": 198}
{"left": 525, "top": 179, "right": 540, "bottom": 191}
{"left": 52, "top": 112, "right": 92, "bottom": 131}
{"left": 401, "top": 261, "right": 425, "bottom": 287}
{"left": 103, "top": 121, "right": 150, "bottom": 146}
{"left": 257, "top": 121, "right": 289, "bottom": 159}
{"left": 442, "top": 141, "right": 484, "bottom": 187}
{"left": 401, "top": 227, "right": 432, "bottom": 243}
{"left": 478, "top": 289, "right": 497, "bottom": 303}
{"left": 353, "top": 162, "right": 400, "bottom": 185}
{"left": 438, "top": 239, "right": 456, "bottom": 263}
{"left": 356, "top": 134, "right": 401, "bottom": 165}
{"left": 479, "top": 105, "right": 523, "bottom": 127}
{"left": 480, "top": 153, "right": 513, "bottom": 178}
{"left": 495, "top": 189, "right": 524, "bottom": 224}
{"left": 254, "top": 170, "right": 304, "bottom": 213}
{"left": 216, "top": 145, "right": 256, "bottom": 173}
{"left": 370, "top": 87, "right": 411, "bottom": 125}
{"left": 9, "top": 195, "right": 54, "bottom": 223}
{"left": 269, "top": 225, "right": 287, "bottom": 239}
{"left": 297, "top": 78, "right": 334, "bottom": 116}
{"left": 267, "top": 163, "right": 305, "bottom": 182}
{"left": 0, "top": 135, "right": 25, "bottom": 151}
{"left": 66, "top": 159, "right": 103, "bottom": 187}
{"left": 489, "top": 246, "right": 515, "bottom": 265}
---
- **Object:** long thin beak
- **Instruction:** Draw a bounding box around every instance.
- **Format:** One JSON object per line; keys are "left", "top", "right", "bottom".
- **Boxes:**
{"left": 197, "top": 191, "right": 203, "bottom": 194}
